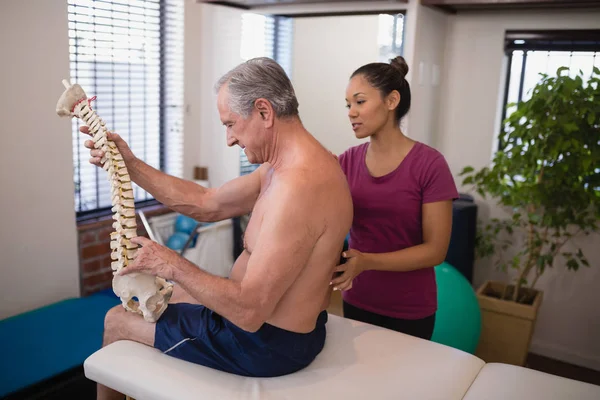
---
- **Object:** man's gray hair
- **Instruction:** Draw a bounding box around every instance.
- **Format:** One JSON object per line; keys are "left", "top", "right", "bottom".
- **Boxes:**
{"left": 215, "top": 57, "right": 299, "bottom": 119}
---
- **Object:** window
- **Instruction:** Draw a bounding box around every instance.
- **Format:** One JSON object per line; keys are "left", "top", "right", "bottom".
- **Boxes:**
{"left": 378, "top": 13, "right": 405, "bottom": 62}
{"left": 68, "top": 0, "right": 184, "bottom": 220}
{"left": 238, "top": 12, "right": 293, "bottom": 176}
{"left": 500, "top": 30, "right": 600, "bottom": 149}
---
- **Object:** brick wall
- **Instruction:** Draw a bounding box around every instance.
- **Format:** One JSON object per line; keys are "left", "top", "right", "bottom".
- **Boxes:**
{"left": 77, "top": 204, "right": 173, "bottom": 296}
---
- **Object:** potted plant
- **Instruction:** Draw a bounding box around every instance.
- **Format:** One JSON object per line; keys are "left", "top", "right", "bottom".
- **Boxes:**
{"left": 459, "top": 66, "right": 600, "bottom": 366}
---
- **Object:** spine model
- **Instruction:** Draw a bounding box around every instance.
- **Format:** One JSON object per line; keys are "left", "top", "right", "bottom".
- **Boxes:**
{"left": 56, "top": 79, "right": 172, "bottom": 322}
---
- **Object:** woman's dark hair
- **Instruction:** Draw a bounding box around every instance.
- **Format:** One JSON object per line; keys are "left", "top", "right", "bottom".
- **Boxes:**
{"left": 350, "top": 56, "right": 411, "bottom": 123}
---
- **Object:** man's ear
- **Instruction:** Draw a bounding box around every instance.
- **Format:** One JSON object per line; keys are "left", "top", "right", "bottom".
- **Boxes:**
{"left": 254, "top": 98, "right": 274, "bottom": 128}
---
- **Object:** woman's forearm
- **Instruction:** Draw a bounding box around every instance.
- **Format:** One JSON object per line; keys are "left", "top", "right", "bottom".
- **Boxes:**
{"left": 363, "top": 244, "right": 447, "bottom": 273}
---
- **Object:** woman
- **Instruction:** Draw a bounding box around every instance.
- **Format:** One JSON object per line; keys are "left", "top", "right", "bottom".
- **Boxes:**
{"left": 331, "top": 56, "right": 458, "bottom": 340}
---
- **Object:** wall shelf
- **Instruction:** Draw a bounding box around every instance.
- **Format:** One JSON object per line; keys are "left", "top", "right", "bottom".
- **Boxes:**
{"left": 420, "top": 0, "right": 600, "bottom": 13}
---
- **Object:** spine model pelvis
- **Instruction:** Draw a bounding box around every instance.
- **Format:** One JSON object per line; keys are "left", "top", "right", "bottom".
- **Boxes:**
{"left": 56, "top": 79, "right": 173, "bottom": 322}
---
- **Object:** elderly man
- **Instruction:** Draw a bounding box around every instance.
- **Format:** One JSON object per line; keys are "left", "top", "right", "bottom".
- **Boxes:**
{"left": 82, "top": 57, "right": 353, "bottom": 400}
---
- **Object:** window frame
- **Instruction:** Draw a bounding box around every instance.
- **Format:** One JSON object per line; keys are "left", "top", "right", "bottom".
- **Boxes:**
{"left": 498, "top": 29, "right": 600, "bottom": 150}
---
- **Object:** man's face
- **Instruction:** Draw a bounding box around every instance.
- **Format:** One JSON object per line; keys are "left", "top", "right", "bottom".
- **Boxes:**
{"left": 217, "top": 85, "right": 265, "bottom": 164}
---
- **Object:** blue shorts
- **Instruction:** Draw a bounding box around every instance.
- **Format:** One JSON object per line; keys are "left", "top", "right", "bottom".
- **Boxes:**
{"left": 154, "top": 303, "right": 328, "bottom": 377}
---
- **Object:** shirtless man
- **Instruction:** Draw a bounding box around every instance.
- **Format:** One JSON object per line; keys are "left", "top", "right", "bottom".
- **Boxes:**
{"left": 82, "top": 57, "right": 353, "bottom": 400}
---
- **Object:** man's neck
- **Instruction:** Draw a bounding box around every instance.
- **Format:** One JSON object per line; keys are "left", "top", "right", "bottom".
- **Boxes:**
{"left": 264, "top": 117, "right": 307, "bottom": 171}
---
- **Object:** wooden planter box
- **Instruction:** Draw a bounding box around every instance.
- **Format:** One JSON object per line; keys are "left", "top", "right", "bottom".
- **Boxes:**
{"left": 475, "top": 280, "right": 543, "bottom": 366}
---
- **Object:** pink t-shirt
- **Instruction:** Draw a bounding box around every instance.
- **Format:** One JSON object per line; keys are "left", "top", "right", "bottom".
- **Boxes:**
{"left": 338, "top": 141, "right": 458, "bottom": 319}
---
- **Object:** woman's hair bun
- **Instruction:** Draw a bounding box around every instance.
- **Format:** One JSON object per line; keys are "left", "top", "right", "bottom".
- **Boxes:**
{"left": 390, "top": 56, "right": 409, "bottom": 79}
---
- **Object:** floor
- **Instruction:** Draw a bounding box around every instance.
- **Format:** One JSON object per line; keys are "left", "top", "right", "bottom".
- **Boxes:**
{"left": 326, "top": 290, "right": 600, "bottom": 387}
{"left": 525, "top": 353, "right": 600, "bottom": 386}
{"left": 3, "top": 366, "right": 95, "bottom": 400}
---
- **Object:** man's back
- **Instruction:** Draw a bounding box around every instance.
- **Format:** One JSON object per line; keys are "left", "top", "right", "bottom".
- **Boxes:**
{"left": 231, "top": 132, "right": 353, "bottom": 333}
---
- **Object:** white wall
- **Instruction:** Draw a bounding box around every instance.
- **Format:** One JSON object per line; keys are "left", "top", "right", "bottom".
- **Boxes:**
{"left": 0, "top": 0, "right": 80, "bottom": 319}
{"left": 291, "top": 15, "right": 379, "bottom": 155}
{"left": 184, "top": 1, "right": 244, "bottom": 188}
{"left": 405, "top": 5, "right": 449, "bottom": 146}
{"left": 436, "top": 8, "right": 600, "bottom": 370}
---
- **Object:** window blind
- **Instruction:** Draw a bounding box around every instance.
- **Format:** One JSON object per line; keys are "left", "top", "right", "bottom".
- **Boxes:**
{"left": 274, "top": 16, "right": 294, "bottom": 78}
{"left": 68, "top": 0, "right": 183, "bottom": 220}
{"left": 239, "top": 13, "right": 294, "bottom": 176}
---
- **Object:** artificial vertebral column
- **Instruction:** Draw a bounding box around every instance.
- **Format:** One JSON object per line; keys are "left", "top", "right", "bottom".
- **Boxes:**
{"left": 56, "top": 79, "right": 172, "bottom": 322}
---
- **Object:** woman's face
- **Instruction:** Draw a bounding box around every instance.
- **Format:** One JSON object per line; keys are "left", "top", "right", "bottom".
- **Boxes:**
{"left": 345, "top": 74, "right": 395, "bottom": 139}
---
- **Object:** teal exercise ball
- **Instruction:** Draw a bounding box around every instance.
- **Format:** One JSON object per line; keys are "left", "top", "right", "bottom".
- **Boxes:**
{"left": 166, "top": 231, "right": 190, "bottom": 251}
{"left": 175, "top": 214, "right": 197, "bottom": 235}
{"left": 431, "top": 262, "right": 481, "bottom": 354}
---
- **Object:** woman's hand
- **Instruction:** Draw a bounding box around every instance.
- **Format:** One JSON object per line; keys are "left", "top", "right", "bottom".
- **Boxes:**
{"left": 118, "top": 236, "right": 187, "bottom": 282}
{"left": 80, "top": 126, "right": 136, "bottom": 167}
{"left": 330, "top": 248, "right": 369, "bottom": 291}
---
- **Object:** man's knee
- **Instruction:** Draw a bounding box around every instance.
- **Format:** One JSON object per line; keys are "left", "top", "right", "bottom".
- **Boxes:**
{"left": 103, "top": 305, "right": 127, "bottom": 343}
{"left": 103, "top": 304, "right": 157, "bottom": 348}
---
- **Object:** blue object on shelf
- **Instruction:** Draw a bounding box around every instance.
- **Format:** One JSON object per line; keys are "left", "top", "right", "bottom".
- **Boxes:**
{"left": 0, "top": 292, "right": 120, "bottom": 398}
{"left": 175, "top": 214, "right": 198, "bottom": 235}
{"left": 166, "top": 231, "right": 191, "bottom": 251}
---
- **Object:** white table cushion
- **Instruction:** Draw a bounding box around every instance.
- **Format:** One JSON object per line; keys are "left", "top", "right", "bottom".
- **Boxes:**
{"left": 84, "top": 313, "right": 485, "bottom": 400}
{"left": 463, "top": 362, "right": 600, "bottom": 400}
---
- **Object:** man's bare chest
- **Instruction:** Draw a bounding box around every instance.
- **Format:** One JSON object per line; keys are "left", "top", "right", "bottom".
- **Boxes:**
{"left": 242, "top": 185, "right": 272, "bottom": 254}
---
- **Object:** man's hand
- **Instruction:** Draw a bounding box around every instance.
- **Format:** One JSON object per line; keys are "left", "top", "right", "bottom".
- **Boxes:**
{"left": 330, "top": 248, "right": 368, "bottom": 291}
{"left": 118, "top": 236, "right": 188, "bottom": 281}
{"left": 80, "top": 126, "right": 136, "bottom": 167}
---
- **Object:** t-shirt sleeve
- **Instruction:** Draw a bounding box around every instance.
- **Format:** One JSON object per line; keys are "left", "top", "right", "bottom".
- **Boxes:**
{"left": 422, "top": 154, "right": 459, "bottom": 204}
{"left": 337, "top": 150, "right": 349, "bottom": 176}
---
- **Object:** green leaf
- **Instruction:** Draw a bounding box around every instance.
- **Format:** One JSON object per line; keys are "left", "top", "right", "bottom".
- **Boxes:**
{"left": 537, "top": 256, "right": 545, "bottom": 267}
{"left": 460, "top": 166, "right": 475, "bottom": 175}
{"left": 588, "top": 113, "right": 595, "bottom": 125}
{"left": 566, "top": 259, "right": 579, "bottom": 270}
{"left": 529, "top": 213, "right": 542, "bottom": 224}
{"left": 581, "top": 258, "right": 590, "bottom": 267}
{"left": 510, "top": 256, "right": 518, "bottom": 269}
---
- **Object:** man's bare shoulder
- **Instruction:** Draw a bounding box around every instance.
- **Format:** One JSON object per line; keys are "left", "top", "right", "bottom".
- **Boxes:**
{"left": 268, "top": 162, "right": 350, "bottom": 228}
{"left": 270, "top": 169, "right": 316, "bottom": 202}
{"left": 275, "top": 164, "right": 342, "bottom": 198}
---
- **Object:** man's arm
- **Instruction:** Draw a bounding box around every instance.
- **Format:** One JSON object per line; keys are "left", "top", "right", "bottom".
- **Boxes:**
{"left": 173, "top": 179, "right": 321, "bottom": 331}
{"left": 84, "top": 127, "right": 264, "bottom": 222}
{"left": 131, "top": 158, "right": 265, "bottom": 222}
